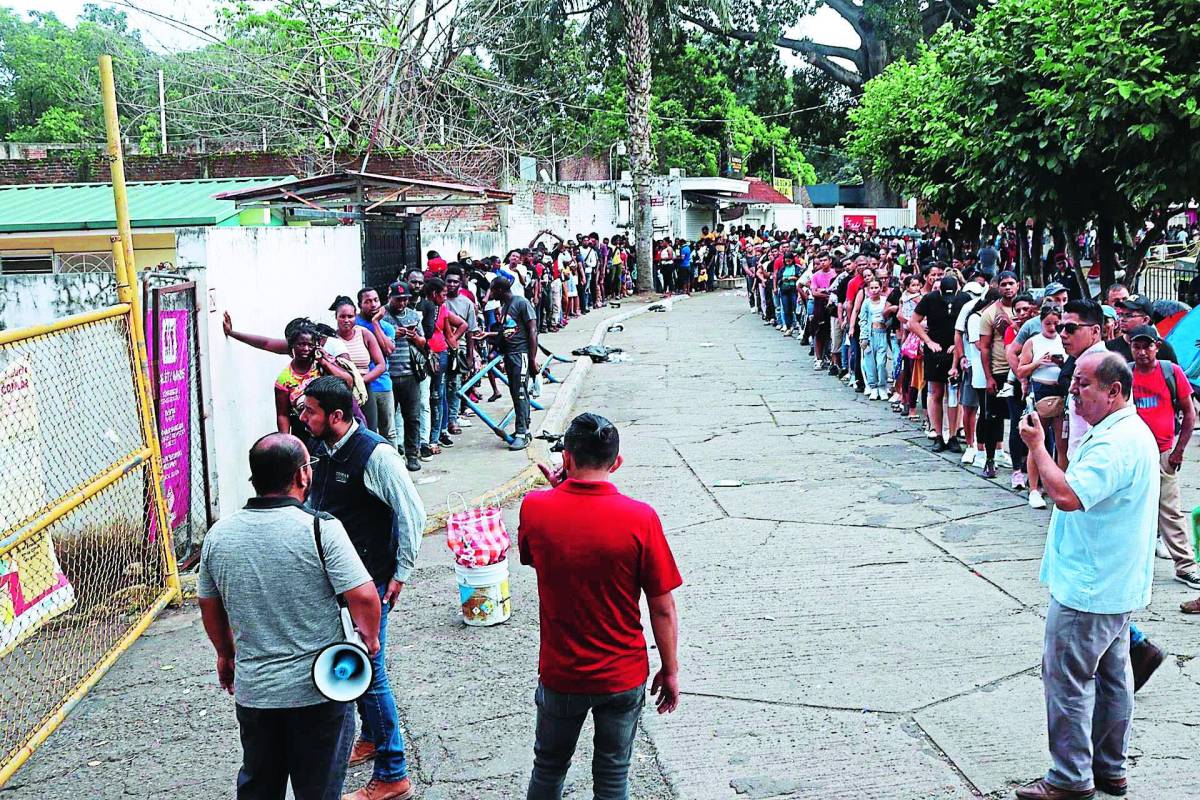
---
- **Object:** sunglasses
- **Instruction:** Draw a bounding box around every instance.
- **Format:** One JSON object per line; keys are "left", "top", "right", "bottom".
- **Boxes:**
{"left": 1059, "top": 322, "right": 1097, "bottom": 335}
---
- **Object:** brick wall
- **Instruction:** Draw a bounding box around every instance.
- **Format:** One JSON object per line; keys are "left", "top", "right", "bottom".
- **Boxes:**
{"left": 555, "top": 155, "right": 610, "bottom": 181}
{"left": 421, "top": 204, "right": 499, "bottom": 232}
{"left": 0, "top": 148, "right": 510, "bottom": 187}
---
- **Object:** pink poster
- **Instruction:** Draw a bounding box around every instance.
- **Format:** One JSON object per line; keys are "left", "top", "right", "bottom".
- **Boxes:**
{"left": 151, "top": 309, "right": 191, "bottom": 533}
{"left": 843, "top": 214, "right": 877, "bottom": 232}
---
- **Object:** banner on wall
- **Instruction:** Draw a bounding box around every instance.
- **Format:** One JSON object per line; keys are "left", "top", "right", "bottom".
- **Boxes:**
{"left": 772, "top": 178, "right": 794, "bottom": 201}
{"left": 843, "top": 214, "right": 877, "bottom": 231}
{"left": 151, "top": 309, "right": 192, "bottom": 537}
{"left": 0, "top": 358, "right": 76, "bottom": 657}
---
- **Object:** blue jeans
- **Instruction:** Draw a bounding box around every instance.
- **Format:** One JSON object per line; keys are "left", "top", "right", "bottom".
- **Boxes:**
{"left": 779, "top": 289, "right": 798, "bottom": 330}
{"left": 357, "top": 581, "right": 407, "bottom": 782}
{"left": 526, "top": 682, "right": 645, "bottom": 800}
{"left": 773, "top": 291, "right": 783, "bottom": 326}
{"left": 429, "top": 351, "right": 449, "bottom": 444}
{"left": 864, "top": 328, "right": 889, "bottom": 389}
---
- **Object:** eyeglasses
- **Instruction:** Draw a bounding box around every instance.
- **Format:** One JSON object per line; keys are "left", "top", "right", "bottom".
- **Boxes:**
{"left": 1059, "top": 322, "right": 1097, "bottom": 335}
{"left": 300, "top": 456, "right": 320, "bottom": 469}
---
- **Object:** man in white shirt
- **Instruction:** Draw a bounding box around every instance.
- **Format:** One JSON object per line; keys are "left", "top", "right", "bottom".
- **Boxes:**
{"left": 1057, "top": 301, "right": 1110, "bottom": 463}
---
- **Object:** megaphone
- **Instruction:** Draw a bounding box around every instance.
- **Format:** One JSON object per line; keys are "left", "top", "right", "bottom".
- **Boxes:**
{"left": 312, "top": 607, "right": 373, "bottom": 702}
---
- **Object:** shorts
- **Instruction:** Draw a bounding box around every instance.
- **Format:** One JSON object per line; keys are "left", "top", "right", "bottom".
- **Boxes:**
{"left": 924, "top": 350, "right": 952, "bottom": 384}
{"left": 831, "top": 316, "right": 843, "bottom": 350}
{"left": 960, "top": 369, "right": 981, "bottom": 408}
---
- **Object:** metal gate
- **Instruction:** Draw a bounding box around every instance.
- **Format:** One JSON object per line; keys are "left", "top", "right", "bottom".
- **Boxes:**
{"left": 144, "top": 280, "right": 214, "bottom": 569}
{"left": 362, "top": 216, "right": 422, "bottom": 296}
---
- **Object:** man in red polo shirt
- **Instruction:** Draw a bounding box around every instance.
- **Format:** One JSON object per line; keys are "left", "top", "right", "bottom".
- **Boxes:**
{"left": 519, "top": 412, "right": 681, "bottom": 800}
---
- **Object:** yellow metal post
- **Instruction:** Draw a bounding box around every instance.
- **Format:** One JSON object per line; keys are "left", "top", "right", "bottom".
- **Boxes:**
{"left": 99, "top": 55, "right": 137, "bottom": 292}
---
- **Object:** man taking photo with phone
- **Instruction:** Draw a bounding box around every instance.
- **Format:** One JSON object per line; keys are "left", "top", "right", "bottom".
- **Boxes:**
{"left": 520, "top": 412, "right": 682, "bottom": 800}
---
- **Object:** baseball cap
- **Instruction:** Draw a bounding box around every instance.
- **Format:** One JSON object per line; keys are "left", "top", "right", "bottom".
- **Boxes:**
{"left": 387, "top": 280, "right": 410, "bottom": 298}
{"left": 457, "top": 249, "right": 470, "bottom": 260}
{"left": 1043, "top": 282, "right": 1067, "bottom": 297}
{"left": 1102, "top": 304, "right": 1118, "bottom": 321}
{"left": 963, "top": 282, "right": 985, "bottom": 298}
{"left": 1129, "top": 324, "right": 1162, "bottom": 343}
{"left": 1118, "top": 295, "right": 1154, "bottom": 316}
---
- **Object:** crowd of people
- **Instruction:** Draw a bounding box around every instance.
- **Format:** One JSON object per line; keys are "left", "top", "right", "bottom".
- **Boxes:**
{"left": 222, "top": 232, "right": 649, "bottom": 470}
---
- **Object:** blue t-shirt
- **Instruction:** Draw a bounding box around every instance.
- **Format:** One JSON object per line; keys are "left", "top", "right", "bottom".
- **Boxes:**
{"left": 355, "top": 317, "right": 395, "bottom": 392}
{"left": 681, "top": 245, "right": 692, "bottom": 270}
{"left": 1040, "top": 406, "right": 1159, "bottom": 613}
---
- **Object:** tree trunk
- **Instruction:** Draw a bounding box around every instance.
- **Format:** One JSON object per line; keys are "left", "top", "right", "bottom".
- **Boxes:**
{"left": 620, "top": 0, "right": 655, "bottom": 294}
{"left": 1095, "top": 216, "right": 1118, "bottom": 299}
{"left": 1030, "top": 222, "right": 1045, "bottom": 286}
{"left": 1065, "top": 227, "right": 1091, "bottom": 300}
{"left": 1125, "top": 210, "right": 1174, "bottom": 294}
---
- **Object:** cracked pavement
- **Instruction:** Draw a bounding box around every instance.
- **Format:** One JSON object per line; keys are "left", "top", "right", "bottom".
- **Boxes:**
{"left": 6, "top": 292, "right": 1199, "bottom": 799}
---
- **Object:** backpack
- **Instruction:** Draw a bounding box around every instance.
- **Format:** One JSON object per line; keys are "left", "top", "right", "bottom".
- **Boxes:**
{"left": 1132, "top": 359, "right": 1185, "bottom": 434}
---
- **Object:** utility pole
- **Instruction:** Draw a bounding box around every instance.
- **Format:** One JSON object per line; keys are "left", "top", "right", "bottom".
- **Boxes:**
{"left": 157, "top": 69, "right": 167, "bottom": 154}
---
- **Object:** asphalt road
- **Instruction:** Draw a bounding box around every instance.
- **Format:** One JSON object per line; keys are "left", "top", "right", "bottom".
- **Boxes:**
{"left": 6, "top": 291, "right": 1199, "bottom": 799}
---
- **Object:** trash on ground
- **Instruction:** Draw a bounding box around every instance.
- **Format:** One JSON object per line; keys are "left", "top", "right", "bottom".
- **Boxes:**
{"left": 572, "top": 344, "right": 624, "bottom": 363}
{"left": 712, "top": 479, "right": 744, "bottom": 487}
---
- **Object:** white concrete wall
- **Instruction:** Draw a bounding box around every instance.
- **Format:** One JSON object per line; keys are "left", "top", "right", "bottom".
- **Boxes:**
{"left": 421, "top": 230, "right": 503, "bottom": 264}
{"left": 0, "top": 272, "right": 118, "bottom": 331}
{"left": 176, "top": 225, "right": 364, "bottom": 518}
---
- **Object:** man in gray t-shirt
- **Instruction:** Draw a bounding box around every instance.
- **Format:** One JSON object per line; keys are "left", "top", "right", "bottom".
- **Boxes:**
{"left": 444, "top": 267, "right": 479, "bottom": 435}
{"left": 199, "top": 432, "right": 379, "bottom": 799}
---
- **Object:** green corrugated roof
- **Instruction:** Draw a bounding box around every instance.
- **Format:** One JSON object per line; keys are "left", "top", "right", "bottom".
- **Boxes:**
{"left": 0, "top": 176, "right": 292, "bottom": 233}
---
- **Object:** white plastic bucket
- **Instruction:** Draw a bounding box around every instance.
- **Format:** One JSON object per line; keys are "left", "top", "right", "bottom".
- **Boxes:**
{"left": 454, "top": 559, "right": 511, "bottom": 626}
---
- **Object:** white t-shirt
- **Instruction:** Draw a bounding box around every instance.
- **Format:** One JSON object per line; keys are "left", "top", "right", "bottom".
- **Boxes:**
{"left": 965, "top": 313, "right": 987, "bottom": 389}
{"left": 1066, "top": 341, "right": 1110, "bottom": 460}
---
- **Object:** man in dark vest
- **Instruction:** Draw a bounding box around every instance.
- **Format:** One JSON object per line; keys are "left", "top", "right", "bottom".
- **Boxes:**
{"left": 300, "top": 377, "right": 426, "bottom": 800}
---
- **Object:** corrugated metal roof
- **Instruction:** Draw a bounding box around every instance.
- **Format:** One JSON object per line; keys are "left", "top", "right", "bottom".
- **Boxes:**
{"left": 0, "top": 176, "right": 292, "bottom": 233}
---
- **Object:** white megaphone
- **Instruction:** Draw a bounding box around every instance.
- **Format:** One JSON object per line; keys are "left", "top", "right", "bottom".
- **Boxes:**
{"left": 312, "top": 607, "right": 373, "bottom": 702}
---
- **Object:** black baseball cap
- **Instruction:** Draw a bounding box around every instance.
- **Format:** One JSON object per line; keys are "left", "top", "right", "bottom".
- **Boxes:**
{"left": 1118, "top": 295, "right": 1154, "bottom": 316}
{"left": 1129, "top": 324, "right": 1162, "bottom": 343}
{"left": 387, "top": 281, "right": 410, "bottom": 298}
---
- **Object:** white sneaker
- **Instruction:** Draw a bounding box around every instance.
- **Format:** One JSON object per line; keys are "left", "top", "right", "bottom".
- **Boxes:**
{"left": 1029, "top": 489, "right": 1047, "bottom": 510}
{"left": 926, "top": 428, "right": 939, "bottom": 439}
{"left": 960, "top": 448, "right": 976, "bottom": 466}
{"left": 1156, "top": 538, "right": 1171, "bottom": 560}
{"left": 995, "top": 450, "right": 1012, "bottom": 468}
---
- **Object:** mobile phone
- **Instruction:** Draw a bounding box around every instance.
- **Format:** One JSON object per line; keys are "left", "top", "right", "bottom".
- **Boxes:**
{"left": 1051, "top": 354, "right": 1064, "bottom": 364}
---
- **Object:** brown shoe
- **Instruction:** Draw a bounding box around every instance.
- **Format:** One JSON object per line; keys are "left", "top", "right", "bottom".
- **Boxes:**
{"left": 343, "top": 777, "right": 415, "bottom": 800}
{"left": 1094, "top": 775, "right": 1127, "bottom": 796}
{"left": 1182, "top": 596, "right": 1200, "bottom": 614}
{"left": 347, "top": 739, "right": 376, "bottom": 767}
{"left": 1014, "top": 779, "right": 1095, "bottom": 799}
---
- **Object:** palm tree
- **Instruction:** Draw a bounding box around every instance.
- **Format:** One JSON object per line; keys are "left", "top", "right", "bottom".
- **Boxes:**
{"left": 618, "top": 0, "right": 655, "bottom": 292}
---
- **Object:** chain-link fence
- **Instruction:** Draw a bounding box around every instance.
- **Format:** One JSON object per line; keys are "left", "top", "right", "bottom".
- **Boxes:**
{"left": 0, "top": 307, "right": 176, "bottom": 784}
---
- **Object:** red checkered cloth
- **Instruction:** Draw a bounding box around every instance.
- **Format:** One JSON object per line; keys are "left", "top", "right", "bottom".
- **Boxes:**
{"left": 446, "top": 505, "right": 510, "bottom": 568}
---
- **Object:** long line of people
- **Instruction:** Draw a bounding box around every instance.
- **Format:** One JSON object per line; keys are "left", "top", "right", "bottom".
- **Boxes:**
{"left": 738, "top": 228, "right": 1200, "bottom": 628}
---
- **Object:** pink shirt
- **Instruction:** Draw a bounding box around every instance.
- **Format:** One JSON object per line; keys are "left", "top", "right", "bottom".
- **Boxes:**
{"left": 810, "top": 269, "right": 834, "bottom": 292}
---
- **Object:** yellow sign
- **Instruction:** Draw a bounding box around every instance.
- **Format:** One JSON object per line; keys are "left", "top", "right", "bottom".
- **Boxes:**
{"left": 773, "top": 178, "right": 794, "bottom": 201}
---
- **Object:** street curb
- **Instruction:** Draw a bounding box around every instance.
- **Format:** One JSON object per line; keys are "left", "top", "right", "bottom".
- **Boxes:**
{"left": 173, "top": 299, "right": 682, "bottom": 598}
{"left": 422, "top": 295, "right": 683, "bottom": 536}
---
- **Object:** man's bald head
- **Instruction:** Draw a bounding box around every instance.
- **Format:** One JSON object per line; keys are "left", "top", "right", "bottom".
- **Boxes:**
{"left": 1078, "top": 351, "right": 1133, "bottom": 400}
{"left": 248, "top": 432, "right": 310, "bottom": 496}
